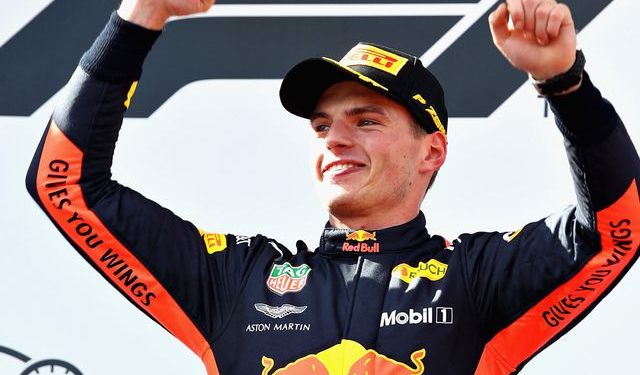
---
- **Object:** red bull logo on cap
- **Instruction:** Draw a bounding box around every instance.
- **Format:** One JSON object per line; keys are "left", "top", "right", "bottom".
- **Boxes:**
{"left": 261, "top": 339, "right": 426, "bottom": 375}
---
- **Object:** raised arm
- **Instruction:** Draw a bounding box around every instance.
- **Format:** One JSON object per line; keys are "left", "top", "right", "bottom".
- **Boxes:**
{"left": 24, "top": 1, "right": 274, "bottom": 372}
{"left": 460, "top": 1, "right": 640, "bottom": 373}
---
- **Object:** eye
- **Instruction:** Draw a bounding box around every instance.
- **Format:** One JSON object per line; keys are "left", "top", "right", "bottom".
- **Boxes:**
{"left": 312, "top": 123, "right": 330, "bottom": 133}
{"left": 358, "top": 119, "right": 379, "bottom": 126}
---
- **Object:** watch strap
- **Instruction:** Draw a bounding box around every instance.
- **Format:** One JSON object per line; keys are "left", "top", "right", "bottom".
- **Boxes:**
{"left": 532, "top": 50, "right": 586, "bottom": 96}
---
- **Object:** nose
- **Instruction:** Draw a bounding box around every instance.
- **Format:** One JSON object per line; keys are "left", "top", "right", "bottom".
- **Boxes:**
{"left": 324, "top": 120, "right": 353, "bottom": 152}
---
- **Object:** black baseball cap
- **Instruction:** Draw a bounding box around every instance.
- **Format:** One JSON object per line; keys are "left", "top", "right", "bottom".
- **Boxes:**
{"left": 280, "top": 42, "right": 448, "bottom": 135}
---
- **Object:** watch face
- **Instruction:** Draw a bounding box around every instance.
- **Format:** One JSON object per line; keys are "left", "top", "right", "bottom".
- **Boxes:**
{"left": 20, "top": 360, "right": 83, "bottom": 375}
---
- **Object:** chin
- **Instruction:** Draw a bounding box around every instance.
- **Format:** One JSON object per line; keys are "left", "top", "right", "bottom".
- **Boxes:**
{"left": 322, "top": 188, "right": 367, "bottom": 218}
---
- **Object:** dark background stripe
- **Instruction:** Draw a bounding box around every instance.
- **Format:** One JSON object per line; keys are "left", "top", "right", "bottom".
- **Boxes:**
{"left": 130, "top": 15, "right": 458, "bottom": 117}
{"left": 0, "top": 0, "right": 119, "bottom": 116}
{"left": 0, "top": 0, "right": 615, "bottom": 118}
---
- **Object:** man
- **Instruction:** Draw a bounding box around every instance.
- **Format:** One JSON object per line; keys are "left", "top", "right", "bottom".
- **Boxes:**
{"left": 26, "top": 0, "right": 639, "bottom": 374}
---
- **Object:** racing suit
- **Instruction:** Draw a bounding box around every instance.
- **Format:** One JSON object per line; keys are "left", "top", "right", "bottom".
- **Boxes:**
{"left": 26, "top": 12, "right": 640, "bottom": 375}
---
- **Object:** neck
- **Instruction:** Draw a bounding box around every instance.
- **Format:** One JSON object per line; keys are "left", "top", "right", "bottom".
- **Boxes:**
{"left": 328, "top": 207, "right": 421, "bottom": 230}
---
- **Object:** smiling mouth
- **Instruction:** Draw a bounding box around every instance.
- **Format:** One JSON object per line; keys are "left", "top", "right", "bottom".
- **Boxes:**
{"left": 322, "top": 161, "right": 366, "bottom": 175}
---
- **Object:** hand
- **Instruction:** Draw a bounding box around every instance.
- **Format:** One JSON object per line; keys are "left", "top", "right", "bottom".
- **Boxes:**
{"left": 489, "top": 0, "right": 577, "bottom": 80}
{"left": 118, "top": 0, "right": 216, "bottom": 30}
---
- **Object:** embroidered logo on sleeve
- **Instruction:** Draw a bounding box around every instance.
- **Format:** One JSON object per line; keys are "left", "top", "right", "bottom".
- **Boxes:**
{"left": 198, "top": 229, "right": 228, "bottom": 254}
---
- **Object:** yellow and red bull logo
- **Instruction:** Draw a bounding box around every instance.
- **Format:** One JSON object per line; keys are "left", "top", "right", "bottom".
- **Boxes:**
{"left": 342, "top": 230, "right": 380, "bottom": 253}
{"left": 345, "top": 230, "right": 377, "bottom": 242}
{"left": 339, "top": 43, "right": 409, "bottom": 76}
{"left": 261, "top": 339, "right": 426, "bottom": 375}
{"left": 392, "top": 259, "right": 448, "bottom": 284}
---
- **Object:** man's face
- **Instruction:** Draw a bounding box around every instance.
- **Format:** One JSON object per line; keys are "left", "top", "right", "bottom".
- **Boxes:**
{"left": 310, "top": 81, "right": 439, "bottom": 223}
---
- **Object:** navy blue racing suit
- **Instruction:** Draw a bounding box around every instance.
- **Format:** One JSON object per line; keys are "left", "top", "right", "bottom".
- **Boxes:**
{"left": 26, "top": 12, "right": 640, "bottom": 375}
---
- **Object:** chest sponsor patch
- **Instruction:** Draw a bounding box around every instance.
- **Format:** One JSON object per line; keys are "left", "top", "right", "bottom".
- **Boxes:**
{"left": 380, "top": 307, "right": 454, "bottom": 327}
{"left": 266, "top": 262, "right": 311, "bottom": 296}
{"left": 254, "top": 303, "right": 307, "bottom": 319}
{"left": 343, "top": 229, "right": 380, "bottom": 253}
{"left": 261, "top": 339, "right": 426, "bottom": 375}
{"left": 392, "top": 259, "right": 448, "bottom": 284}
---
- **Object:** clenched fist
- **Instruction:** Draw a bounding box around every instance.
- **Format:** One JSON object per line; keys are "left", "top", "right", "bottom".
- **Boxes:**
{"left": 489, "top": 0, "right": 577, "bottom": 81}
{"left": 118, "top": 0, "right": 216, "bottom": 30}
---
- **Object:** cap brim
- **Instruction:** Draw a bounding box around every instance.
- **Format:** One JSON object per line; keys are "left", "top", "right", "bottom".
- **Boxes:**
{"left": 279, "top": 57, "right": 390, "bottom": 120}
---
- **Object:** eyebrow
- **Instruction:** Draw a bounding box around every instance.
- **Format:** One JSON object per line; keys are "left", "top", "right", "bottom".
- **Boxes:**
{"left": 345, "top": 105, "right": 388, "bottom": 118}
{"left": 310, "top": 111, "right": 329, "bottom": 122}
{"left": 310, "top": 105, "right": 388, "bottom": 122}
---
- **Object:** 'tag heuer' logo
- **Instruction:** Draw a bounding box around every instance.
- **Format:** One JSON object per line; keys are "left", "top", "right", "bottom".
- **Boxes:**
{"left": 266, "top": 262, "right": 312, "bottom": 296}
{"left": 343, "top": 230, "right": 380, "bottom": 253}
{"left": 392, "top": 259, "right": 448, "bottom": 284}
{"left": 340, "top": 43, "right": 409, "bottom": 76}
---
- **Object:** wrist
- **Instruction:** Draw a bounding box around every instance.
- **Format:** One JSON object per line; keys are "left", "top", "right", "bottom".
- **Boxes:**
{"left": 80, "top": 12, "right": 162, "bottom": 83}
{"left": 531, "top": 50, "right": 585, "bottom": 96}
{"left": 117, "top": 0, "right": 170, "bottom": 30}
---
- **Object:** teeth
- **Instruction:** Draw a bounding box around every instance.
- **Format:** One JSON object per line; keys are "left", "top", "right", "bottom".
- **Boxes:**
{"left": 325, "top": 163, "right": 359, "bottom": 173}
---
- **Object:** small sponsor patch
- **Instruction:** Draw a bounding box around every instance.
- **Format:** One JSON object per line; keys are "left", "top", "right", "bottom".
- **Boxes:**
{"left": 198, "top": 229, "right": 227, "bottom": 254}
{"left": 266, "top": 262, "right": 312, "bottom": 296}
{"left": 342, "top": 229, "right": 380, "bottom": 253}
{"left": 392, "top": 259, "right": 448, "bottom": 284}
{"left": 412, "top": 94, "right": 446, "bottom": 135}
{"left": 503, "top": 228, "right": 523, "bottom": 243}
{"left": 342, "top": 242, "right": 380, "bottom": 253}
{"left": 254, "top": 303, "right": 307, "bottom": 319}
{"left": 346, "top": 230, "right": 377, "bottom": 242}
{"left": 235, "top": 235, "right": 252, "bottom": 246}
{"left": 340, "top": 43, "right": 408, "bottom": 76}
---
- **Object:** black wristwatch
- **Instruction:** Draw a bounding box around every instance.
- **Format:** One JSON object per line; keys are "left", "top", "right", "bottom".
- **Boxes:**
{"left": 532, "top": 50, "right": 585, "bottom": 96}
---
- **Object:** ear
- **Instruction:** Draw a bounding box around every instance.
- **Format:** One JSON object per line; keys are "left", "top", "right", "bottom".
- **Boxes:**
{"left": 418, "top": 131, "right": 447, "bottom": 173}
